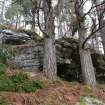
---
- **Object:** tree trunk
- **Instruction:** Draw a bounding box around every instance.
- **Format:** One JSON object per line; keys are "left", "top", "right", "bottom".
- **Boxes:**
{"left": 100, "top": 29, "right": 105, "bottom": 53}
{"left": 31, "top": 10, "right": 35, "bottom": 31}
{"left": 43, "top": 37, "right": 57, "bottom": 79}
{"left": 75, "top": 0, "right": 96, "bottom": 87}
{"left": 79, "top": 28, "right": 97, "bottom": 88}
{"left": 0, "top": 0, "right": 6, "bottom": 21}
{"left": 18, "top": 15, "right": 21, "bottom": 28}
{"left": 78, "top": 27, "right": 96, "bottom": 88}
{"left": 15, "top": 15, "right": 19, "bottom": 30}
{"left": 80, "top": 49, "right": 96, "bottom": 87}
{"left": 42, "top": 0, "right": 57, "bottom": 79}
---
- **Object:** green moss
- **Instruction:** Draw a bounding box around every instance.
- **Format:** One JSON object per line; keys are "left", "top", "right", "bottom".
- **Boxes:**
{"left": 84, "top": 85, "right": 92, "bottom": 95}
{"left": 80, "top": 97, "right": 87, "bottom": 105}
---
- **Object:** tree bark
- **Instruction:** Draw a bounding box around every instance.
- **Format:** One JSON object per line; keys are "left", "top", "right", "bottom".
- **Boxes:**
{"left": 80, "top": 49, "right": 96, "bottom": 87}
{"left": 42, "top": 0, "right": 57, "bottom": 79}
{"left": 15, "top": 15, "right": 19, "bottom": 29}
{"left": 31, "top": 9, "right": 35, "bottom": 31}
{"left": 100, "top": 29, "right": 105, "bottom": 53}
{"left": 43, "top": 37, "right": 57, "bottom": 79}
{"left": 75, "top": 0, "right": 96, "bottom": 88}
{"left": 79, "top": 28, "right": 97, "bottom": 88}
{"left": 0, "top": 0, "right": 6, "bottom": 21}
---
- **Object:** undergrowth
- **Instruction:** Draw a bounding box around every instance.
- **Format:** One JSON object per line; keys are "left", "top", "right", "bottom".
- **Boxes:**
{"left": 0, "top": 96, "right": 11, "bottom": 105}
{"left": 0, "top": 64, "right": 44, "bottom": 93}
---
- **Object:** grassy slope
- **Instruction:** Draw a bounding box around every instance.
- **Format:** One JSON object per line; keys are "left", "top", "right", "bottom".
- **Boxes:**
{"left": 0, "top": 70, "right": 105, "bottom": 105}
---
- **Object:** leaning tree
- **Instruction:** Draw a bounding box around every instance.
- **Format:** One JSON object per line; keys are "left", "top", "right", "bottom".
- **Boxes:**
{"left": 74, "top": 0, "right": 105, "bottom": 88}
{"left": 37, "top": 0, "right": 65, "bottom": 79}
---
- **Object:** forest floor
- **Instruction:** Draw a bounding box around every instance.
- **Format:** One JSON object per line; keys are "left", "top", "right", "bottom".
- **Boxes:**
{"left": 0, "top": 70, "right": 105, "bottom": 105}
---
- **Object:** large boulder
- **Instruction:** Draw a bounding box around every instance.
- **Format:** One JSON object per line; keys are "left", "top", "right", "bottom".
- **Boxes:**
{"left": 0, "top": 29, "right": 31, "bottom": 45}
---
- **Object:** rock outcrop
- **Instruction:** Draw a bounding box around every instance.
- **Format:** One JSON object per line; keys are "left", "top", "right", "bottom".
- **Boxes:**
{"left": 0, "top": 29, "right": 31, "bottom": 45}
{"left": 13, "top": 44, "right": 43, "bottom": 71}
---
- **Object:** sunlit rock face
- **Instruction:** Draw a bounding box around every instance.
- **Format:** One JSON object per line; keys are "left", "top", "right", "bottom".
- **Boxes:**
{"left": 0, "top": 29, "right": 31, "bottom": 45}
